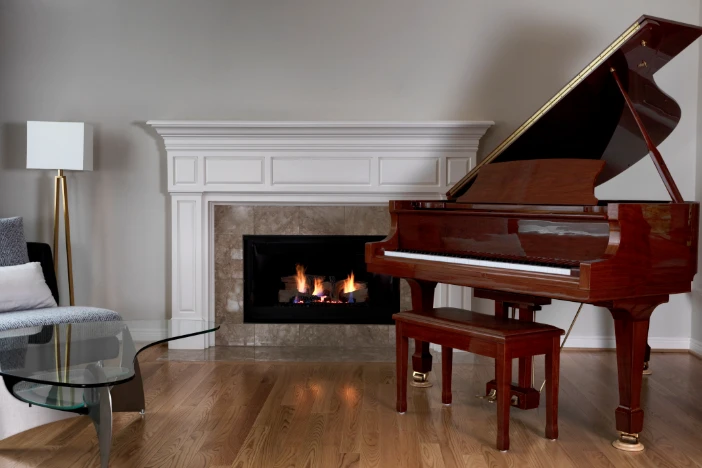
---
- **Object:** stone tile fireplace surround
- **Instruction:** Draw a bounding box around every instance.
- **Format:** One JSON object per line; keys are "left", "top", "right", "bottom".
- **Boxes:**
{"left": 148, "top": 121, "right": 493, "bottom": 349}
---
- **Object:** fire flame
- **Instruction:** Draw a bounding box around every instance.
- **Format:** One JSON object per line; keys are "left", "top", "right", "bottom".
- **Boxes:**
{"left": 296, "top": 264, "right": 308, "bottom": 294}
{"left": 312, "top": 277, "right": 325, "bottom": 296}
{"left": 342, "top": 272, "right": 359, "bottom": 293}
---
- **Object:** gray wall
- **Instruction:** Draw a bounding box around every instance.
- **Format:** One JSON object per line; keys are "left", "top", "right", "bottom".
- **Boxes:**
{"left": 693, "top": 4, "right": 702, "bottom": 352}
{"left": 0, "top": 1, "right": 700, "bottom": 345}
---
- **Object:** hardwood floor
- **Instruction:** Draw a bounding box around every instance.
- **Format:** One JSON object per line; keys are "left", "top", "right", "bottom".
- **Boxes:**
{"left": 0, "top": 346, "right": 701, "bottom": 467}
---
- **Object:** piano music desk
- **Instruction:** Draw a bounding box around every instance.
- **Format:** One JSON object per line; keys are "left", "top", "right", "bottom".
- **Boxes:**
{"left": 394, "top": 307, "right": 564, "bottom": 452}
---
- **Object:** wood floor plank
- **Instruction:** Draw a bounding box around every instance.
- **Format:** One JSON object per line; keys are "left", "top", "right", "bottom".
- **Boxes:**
{"left": 5, "top": 348, "right": 702, "bottom": 468}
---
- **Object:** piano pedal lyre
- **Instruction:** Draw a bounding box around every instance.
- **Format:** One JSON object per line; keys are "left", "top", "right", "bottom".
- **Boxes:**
{"left": 477, "top": 388, "right": 497, "bottom": 402}
{"left": 410, "top": 371, "right": 432, "bottom": 388}
{"left": 476, "top": 389, "right": 519, "bottom": 406}
{"left": 612, "top": 432, "right": 644, "bottom": 452}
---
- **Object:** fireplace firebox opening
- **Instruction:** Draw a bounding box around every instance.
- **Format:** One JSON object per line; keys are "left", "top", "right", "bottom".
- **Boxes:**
{"left": 243, "top": 235, "right": 399, "bottom": 324}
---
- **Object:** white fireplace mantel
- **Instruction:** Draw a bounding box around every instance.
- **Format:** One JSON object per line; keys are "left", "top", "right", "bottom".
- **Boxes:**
{"left": 148, "top": 121, "right": 493, "bottom": 348}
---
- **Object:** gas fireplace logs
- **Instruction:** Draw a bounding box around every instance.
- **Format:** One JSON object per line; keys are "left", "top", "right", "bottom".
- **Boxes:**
{"left": 279, "top": 265, "right": 368, "bottom": 304}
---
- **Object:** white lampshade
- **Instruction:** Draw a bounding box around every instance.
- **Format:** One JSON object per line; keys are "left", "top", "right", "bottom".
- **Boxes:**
{"left": 26, "top": 121, "right": 93, "bottom": 171}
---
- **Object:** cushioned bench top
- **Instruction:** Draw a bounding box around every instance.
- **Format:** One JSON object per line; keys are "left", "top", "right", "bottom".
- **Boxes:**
{"left": 0, "top": 307, "right": 122, "bottom": 332}
{"left": 393, "top": 308, "right": 564, "bottom": 339}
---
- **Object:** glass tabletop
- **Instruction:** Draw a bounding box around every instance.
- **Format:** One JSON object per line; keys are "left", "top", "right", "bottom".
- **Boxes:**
{"left": 0, "top": 319, "right": 218, "bottom": 389}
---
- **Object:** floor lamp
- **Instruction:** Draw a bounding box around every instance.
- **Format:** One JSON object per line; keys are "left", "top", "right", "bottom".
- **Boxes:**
{"left": 27, "top": 121, "right": 93, "bottom": 306}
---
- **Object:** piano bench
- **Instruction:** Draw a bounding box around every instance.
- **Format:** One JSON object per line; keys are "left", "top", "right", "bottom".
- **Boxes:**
{"left": 393, "top": 307, "right": 564, "bottom": 452}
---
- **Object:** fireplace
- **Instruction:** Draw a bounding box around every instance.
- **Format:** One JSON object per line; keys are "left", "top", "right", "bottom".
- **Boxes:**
{"left": 243, "top": 235, "right": 399, "bottom": 324}
{"left": 148, "top": 121, "right": 491, "bottom": 348}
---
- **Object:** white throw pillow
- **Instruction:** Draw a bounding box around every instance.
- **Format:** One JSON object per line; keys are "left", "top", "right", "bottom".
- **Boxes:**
{"left": 0, "top": 262, "right": 57, "bottom": 312}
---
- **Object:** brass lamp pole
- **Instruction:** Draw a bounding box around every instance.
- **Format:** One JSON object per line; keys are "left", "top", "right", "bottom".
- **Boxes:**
{"left": 54, "top": 169, "right": 75, "bottom": 305}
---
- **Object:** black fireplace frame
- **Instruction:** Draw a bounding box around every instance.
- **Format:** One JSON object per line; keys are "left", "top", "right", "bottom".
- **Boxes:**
{"left": 243, "top": 235, "right": 399, "bottom": 324}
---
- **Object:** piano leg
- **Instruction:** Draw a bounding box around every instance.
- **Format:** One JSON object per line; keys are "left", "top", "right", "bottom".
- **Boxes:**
{"left": 607, "top": 296, "right": 667, "bottom": 452}
{"left": 517, "top": 307, "right": 535, "bottom": 389}
{"left": 407, "top": 279, "right": 437, "bottom": 388}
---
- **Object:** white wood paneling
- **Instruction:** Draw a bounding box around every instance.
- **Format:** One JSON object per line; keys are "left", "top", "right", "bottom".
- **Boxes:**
{"left": 205, "top": 157, "right": 264, "bottom": 184}
{"left": 173, "top": 156, "right": 198, "bottom": 185}
{"left": 172, "top": 197, "right": 200, "bottom": 315}
{"left": 272, "top": 157, "right": 372, "bottom": 185}
{"left": 447, "top": 158, "right": 471, "bottom": 185}
{"left": 379, "top": 157, "right": 440, "bottom": 186}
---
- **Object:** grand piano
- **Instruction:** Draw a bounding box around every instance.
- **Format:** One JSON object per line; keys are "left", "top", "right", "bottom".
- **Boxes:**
{"left": 366, "top": 15, "right": 701, "bottom": 452}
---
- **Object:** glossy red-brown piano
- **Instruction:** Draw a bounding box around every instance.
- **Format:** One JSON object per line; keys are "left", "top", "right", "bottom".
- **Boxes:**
{"left": 366, "top": 15, "right": 701, "bottom": 451}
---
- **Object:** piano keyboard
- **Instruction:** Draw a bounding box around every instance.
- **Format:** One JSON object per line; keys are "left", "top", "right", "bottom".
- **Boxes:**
{"left": 383, "top": 250, "right": 574, "bottom": 276}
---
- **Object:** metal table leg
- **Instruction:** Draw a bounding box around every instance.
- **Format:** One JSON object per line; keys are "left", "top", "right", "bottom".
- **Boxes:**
{"left": 84, "top": 385, "right": 112, "bottom": 468}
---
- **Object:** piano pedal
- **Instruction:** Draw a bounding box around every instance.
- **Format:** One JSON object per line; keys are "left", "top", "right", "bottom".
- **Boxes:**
{"left": 410, "top": 371, "right": 432, "bottom": 388}
{"left": 612, "top": 432, "right": 644, "bottom": 452}
{"left": 477, "top": 389, "right": 498, "bottom": 402}
{"left": 643, "top": 361, "right": 652, "bottom": 375}
{"left": 475, "top": 389, "right": 519, "bottom": 406}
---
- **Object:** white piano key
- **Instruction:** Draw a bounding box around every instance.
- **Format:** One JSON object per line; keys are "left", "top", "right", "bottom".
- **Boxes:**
{"left": 383, "top": 250, "right": 572, "bottom": 276}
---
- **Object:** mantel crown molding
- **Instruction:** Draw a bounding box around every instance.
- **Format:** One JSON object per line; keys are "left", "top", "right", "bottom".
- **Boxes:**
{"left": 147, "top": 120, "right": 494, "bottom": 151}
{"left": 147, "top": 120, "right": 494, "bottom": 136}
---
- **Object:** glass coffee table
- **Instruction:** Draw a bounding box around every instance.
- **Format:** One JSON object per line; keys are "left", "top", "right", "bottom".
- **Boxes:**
{"left": 0, "top": 319, "right": 218, "bottom": 468}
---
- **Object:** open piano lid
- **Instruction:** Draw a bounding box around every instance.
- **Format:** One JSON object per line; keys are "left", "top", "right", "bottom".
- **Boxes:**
{"left": 447, "top": 15, "right": 702, "bottom": 200}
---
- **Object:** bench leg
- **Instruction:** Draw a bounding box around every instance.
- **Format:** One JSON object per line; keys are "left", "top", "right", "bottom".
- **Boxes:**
{"left": 441, "top": 346, "right": 452, "bottom": 405}
{"left": 545, "top": 337, "right": 560, "bottom": 440}
{"left": 396, "top": 323, "right": 408, "bottom": 413}
{"left": 496, "top": 348, "right": 511, "bottom": 451}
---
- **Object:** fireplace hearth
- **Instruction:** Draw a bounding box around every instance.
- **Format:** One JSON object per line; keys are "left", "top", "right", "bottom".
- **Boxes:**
{"left": 243, "top": 235, "right": 399, "bottom": 324}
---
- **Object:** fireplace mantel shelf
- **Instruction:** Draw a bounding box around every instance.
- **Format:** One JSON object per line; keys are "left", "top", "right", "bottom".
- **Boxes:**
{"left": 148, "top": 120, "right": 493, "bottom": 348}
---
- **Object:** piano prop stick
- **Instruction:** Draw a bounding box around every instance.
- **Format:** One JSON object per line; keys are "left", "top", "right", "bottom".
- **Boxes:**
{"left": 366, "top": 15, "right": 702, "bottom": 453}
{"left": 609, "top": 67, "right": 683, "bottom": 203}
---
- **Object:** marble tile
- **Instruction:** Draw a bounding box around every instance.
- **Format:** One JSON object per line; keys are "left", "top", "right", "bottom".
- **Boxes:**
{"left": 299, "top": 206, "right": 345, "bottom": 235}
{"left": 253, "top": 346, "right": 395, "bottom": 362}
{"left": 254, "top": 324, "right": 300, "bottom": 346}
{"left": 344, "top": 206, "right": 390, "bottom": 235}
{"left": 215, "top": 205, "right": 255, "bottom": 253}
{"left": 342, "top": 325, "right": 392, "bottom": 347}
{"left": 399, "top": 279, "right": 413, "bottom": 312}
{"left": 253, "top": 206, "right": 300, "bottom": 235}
{"left": 216, "top": 323, "right": 255, "bottom": 346}
{"left": 215, "top": 204, "right": 255, "bottom": 235}
{"left": 215, "top": 279, "right": 244, "bottom": 324}
{"left": 298, "top": 324, "right": 345, "bottom": 347}
{"left": 215, "top": 205, "right": 254, "bottom": 322}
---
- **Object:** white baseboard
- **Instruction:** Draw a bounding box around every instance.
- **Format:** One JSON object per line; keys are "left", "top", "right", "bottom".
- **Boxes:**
{"left": 129, "top": 328, "right": 168, "bottom": 342}
{"left": 431, "top": 336, "right": 691, "bottom": 352}
{"left": 562, "top": 336, "right": 690, "bottom": 350}
{"left": 690, "top": 339, "right": 702, "bottom": 358}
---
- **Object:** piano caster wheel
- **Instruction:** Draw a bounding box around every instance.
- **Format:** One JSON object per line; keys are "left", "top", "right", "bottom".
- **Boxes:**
{"left": 410, "top": 371, "right": 432, "bottom": 388}
{"left": 612, "top": 432, "right": 644, "bottom": 452}
{"left": 643, "top": 361, "right": 652, "bottom": 375}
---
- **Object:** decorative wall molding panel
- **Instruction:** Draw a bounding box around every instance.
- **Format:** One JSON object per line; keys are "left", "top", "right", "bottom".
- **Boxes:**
{"left": 148, "top": 121, "right": 494, "bottom": 349}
